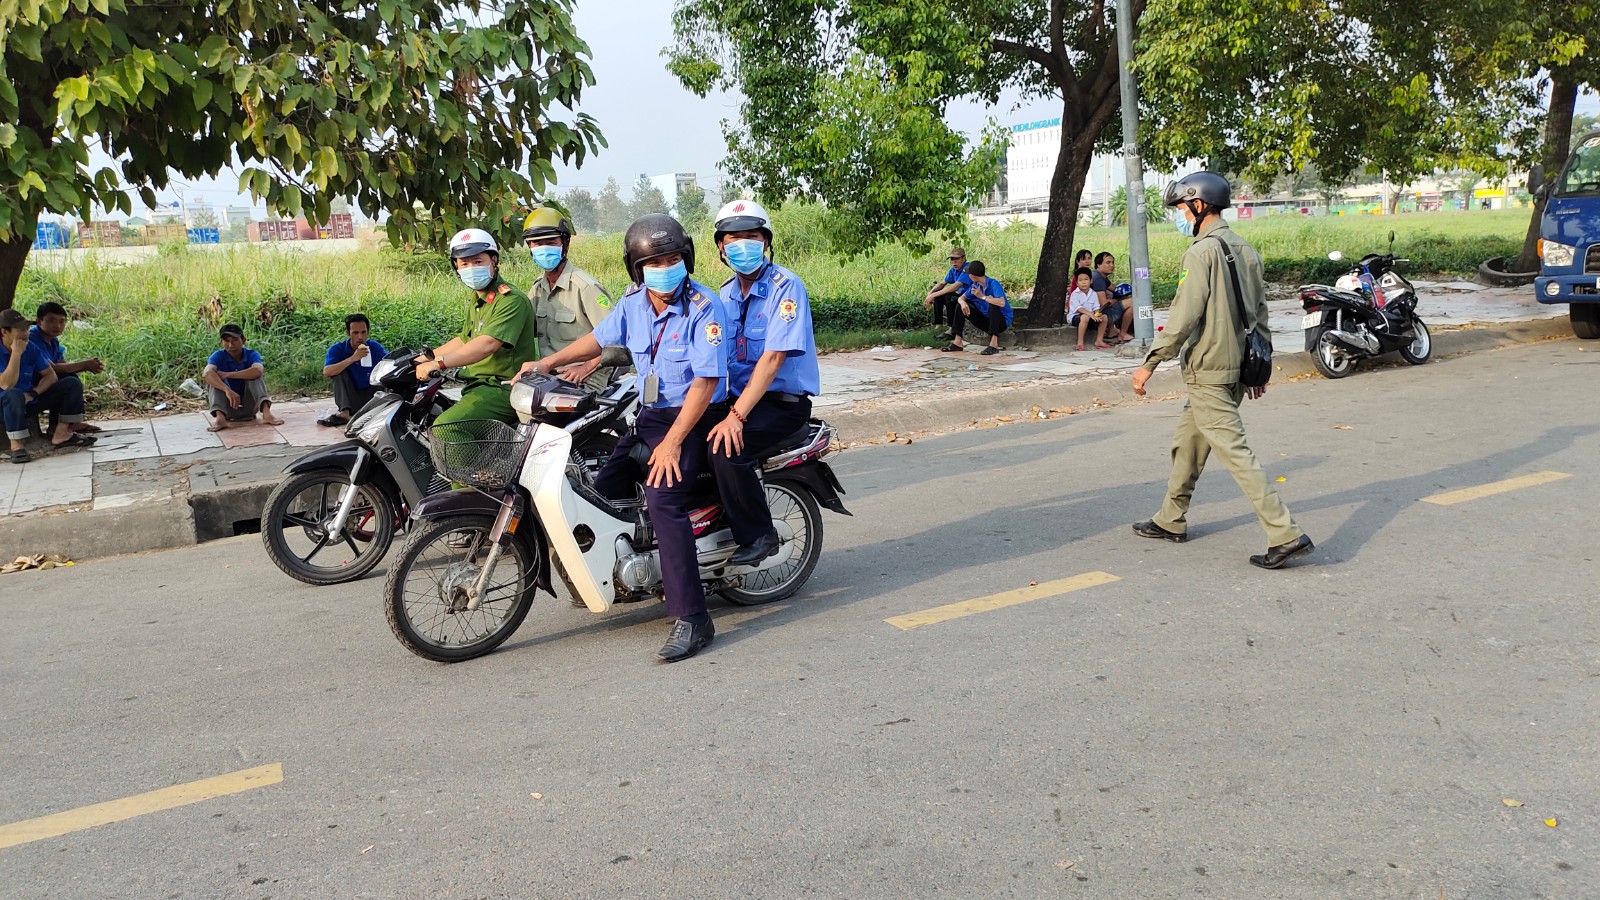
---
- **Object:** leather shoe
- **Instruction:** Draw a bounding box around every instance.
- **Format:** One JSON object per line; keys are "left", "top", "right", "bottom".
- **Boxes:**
{"left": 728, "top": 530, "right": 780, "bottom": 567}
{"left": 1132, "top": 520, "right": 1186, "bottom": 543}
{"left": 1249, "top": 534, "right": 1314, "bottom": 569}
{"left": 657, "top": 616, "right": 715, "bottom": 663}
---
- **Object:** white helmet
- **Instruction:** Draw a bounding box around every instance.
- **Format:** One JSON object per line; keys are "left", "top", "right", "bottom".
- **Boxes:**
{"left": 448, "top": 227, "right": 498, "bottom": 259}
{"left": 713, "top": 199, "right": 773, "bottom": 244}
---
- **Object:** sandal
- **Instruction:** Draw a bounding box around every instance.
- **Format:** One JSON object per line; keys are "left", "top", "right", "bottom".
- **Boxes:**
{"left": 941, "top": 343, "right": 964, "bottom": 352}
{"left": 980, "top": 346, "right": 999, "bottom": 355}
{"left": 7, "top": 448, "right": 29, "bottom": 464}
{"left": 51, "top": 433, "right": 97, "bottom": 451}
{"left": 72, "top": 423, "right": 103, "bottom": 434}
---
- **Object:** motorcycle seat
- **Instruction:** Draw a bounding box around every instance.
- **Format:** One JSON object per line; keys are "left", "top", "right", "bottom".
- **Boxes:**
{"left": 764, "top": 424, "right": 815, "bottom": 459}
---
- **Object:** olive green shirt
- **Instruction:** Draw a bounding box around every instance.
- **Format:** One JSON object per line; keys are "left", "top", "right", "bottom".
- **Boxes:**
{"left": 1141, "top": 220, "right": 1273, "bottom": 385}
{"left": 530, "top": 263, "right": 616, "bottom": 391}
{"left": 458, "top": 276, "right": 537, "bottom": 384}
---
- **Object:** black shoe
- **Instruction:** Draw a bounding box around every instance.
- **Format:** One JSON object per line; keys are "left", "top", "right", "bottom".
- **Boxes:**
{"left": 657, "top": 616, "right": 715, "bottom": 663}
{"left": 1249, "top": 535, "right": 1314, "bottom": 569}
{"left": 937, "top": 330, "right": 956, "bottom": 341}
{"left": 1132, "top": 520, "right": 1186, "bottom": 543}
{"left": 728, "top": 530, "right": 780, "bottom": 567}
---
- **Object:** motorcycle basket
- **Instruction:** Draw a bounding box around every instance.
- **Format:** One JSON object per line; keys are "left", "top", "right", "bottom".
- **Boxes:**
{"left": 427, "top": 419, "right": 525, "bottom": 490}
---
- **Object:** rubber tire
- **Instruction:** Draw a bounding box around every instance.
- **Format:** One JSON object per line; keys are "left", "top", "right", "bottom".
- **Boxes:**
{"left": 1571, "top": 303, "right": 1600, "bottom": 340}
{"left": 719, "top": 479, "right": 824, "bottom": 606}
{"left": 262, "top": 469, "right": 395, "bottom": 586}
{"left": 1309, "top": 327, "right": 1358, "bottom": 379}
{"left": 384, "top": 514, "right": 539, "bottom": 663}
{"left": 1398, "top": 318, "right": 1432, "bottom": 365}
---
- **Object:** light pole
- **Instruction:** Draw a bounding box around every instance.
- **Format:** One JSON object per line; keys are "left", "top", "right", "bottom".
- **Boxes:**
{"left": 1115, "top": 0, "right": 1154, "bottom": 345}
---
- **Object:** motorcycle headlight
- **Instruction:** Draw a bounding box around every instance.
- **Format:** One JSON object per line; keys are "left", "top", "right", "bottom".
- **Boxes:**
{"left": 347, "top": 400, "right": 399, "bottom": 443}
{"left": 369, "top": 358, "right": 397, "bottom": 384}
{"left": 1540, "top": 239, "right": 1576, "bottom": 267}
{"left": 510, "top": 378, "right": 538, "bottom": 416}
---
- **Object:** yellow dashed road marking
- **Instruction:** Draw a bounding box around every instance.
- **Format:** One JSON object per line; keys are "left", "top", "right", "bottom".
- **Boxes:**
{"left": 0, "top": 763, "right": 283, "bottom": 850}
{"left": 886, "top": 572, "right": 1120, "bottom": 631}
{"left": 1422, "top": 471, "right": 1571, "bottom": 506}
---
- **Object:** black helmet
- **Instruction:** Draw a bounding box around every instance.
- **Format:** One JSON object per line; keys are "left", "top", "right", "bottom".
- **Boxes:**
{"left": 1164, "top": 172, "right": 1232, "bottom": 210}
{"left": 622, "top": 214, "right": 695, "bottom": 283}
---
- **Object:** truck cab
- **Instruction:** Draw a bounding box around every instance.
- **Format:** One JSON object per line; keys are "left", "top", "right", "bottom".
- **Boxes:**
{"left": 1532, "top": 130, "right": 1600, "bottom": 339}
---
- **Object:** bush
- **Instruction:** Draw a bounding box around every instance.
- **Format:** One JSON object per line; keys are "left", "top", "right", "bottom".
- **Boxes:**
{"left": 810, "top": 295, "right": 927, "bottom": 333}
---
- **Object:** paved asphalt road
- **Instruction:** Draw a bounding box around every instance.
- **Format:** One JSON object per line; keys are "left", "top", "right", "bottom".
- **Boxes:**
{"left": 2, "top": 341, "right": 1597, "bottom": 899}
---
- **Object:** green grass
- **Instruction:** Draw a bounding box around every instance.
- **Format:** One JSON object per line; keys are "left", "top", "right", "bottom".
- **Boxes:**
{"left": 15, "top": 206, "right": 1530, "bottom": 408}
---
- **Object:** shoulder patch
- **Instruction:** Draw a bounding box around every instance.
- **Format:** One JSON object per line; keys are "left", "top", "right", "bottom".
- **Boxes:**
{"left": 704, "top": 321, "right": 723, "bottom": 346}
{"left": 597, "top": 295, "right": 612, "bottom": 309}
{"left": 778, "top": 297, "right": 798, "bottom": 322}
{"left": 692, "top": 291, "right": 712, "bottom": 310}
{"left": 1178, "top": 269, "right": 1189, "bottom": 286}
{"left": 498, "top": 283, "right": 511, "bottom": 295}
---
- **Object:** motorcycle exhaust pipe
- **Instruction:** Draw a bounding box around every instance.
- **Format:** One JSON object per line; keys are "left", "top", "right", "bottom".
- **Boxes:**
{"left": 1327, "top": 329, "right": 1378, "bottom": 354}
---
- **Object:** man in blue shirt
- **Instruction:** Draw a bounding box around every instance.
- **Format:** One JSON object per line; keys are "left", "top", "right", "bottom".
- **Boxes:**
{"left": 203, "top": 323, "right": 282, "bottom": 431}
{"left": 29, "top": 301, "right": 104, "bottom": 435}
{"left": 525, "top": 214, "right": 729, "bottom": 663}
{"left": 704, "top": 200, "right": 821, "bottom": 567}
{"left": 1092, "top": 252, "right": 1134, "bottom": 342}
{"left": 2, "top": 308, "right": 95, "bottom": 463}
{"left": 319, "top": 314, "right": 389, "bottom": 427}
{"left": 942, "top": 261, "right": 1013, "bottom": 355}
{"left": 923, "top": 246, "right": 968, "bottom": 339}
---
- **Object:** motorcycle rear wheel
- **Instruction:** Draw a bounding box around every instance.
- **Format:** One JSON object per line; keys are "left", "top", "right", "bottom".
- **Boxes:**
{"left": 262, "top": 469, "right": 395, "bottom": 585}
{"left": 1310, "top": 327, "right": 1358, "bottom": 379}
{"left": 385, "top": 514, "right": 540, "bottom": 662}
{"left": 719, "top": 479, "right": 824, "bottom": 606}
{"left": 1398, "top": 318, "right": 1431, "bottom": 365}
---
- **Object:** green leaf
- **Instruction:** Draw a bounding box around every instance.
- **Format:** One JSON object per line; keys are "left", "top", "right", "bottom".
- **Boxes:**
{"left": 193, "top": 79, "right": 212, "bottom": 110}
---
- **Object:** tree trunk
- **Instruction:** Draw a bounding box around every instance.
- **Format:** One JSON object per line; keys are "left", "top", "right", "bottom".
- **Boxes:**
{"left": 1516, "top": 72, "right": 1580, "bottom": 273}
{"left": 0, "top": 225, "right": 34, "bottom": 313}
{"left": 1024, "top": 139, "right": 1097, "bottom": 328}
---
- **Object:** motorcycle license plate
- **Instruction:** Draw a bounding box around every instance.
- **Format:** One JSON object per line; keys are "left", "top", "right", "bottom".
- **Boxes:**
{"left": 1300, "top": 313, "right": 1322, "bottom": 329}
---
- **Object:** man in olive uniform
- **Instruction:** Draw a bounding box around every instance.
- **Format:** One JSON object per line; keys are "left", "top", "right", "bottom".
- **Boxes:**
{"left": 522, "top": 207, "right": 616, "bottom": 392}
{"left": 1130, "top": 172, "right": 1314, "bottom": 570}
{"left": 418, "top": 228, "right": 539, "bottom": 426}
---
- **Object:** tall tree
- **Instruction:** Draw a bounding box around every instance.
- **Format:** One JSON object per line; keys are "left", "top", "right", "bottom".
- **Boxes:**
{"left": 676, "top": 182, "right": 710, "bottom": 234}
{"left": 596, "top": 177, "right": 630, "bottom": 233}
{"left": 560, "top": 188, "right": 599, "bottom": 233}
{"left": 628, "top": 176, "right": 670, "bottom": 218}
{"left": 1, "top": 0, "right": 603, "bottom": 309}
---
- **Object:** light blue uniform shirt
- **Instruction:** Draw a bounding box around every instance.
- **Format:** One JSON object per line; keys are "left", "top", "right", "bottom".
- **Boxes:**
{"left": 591, "top": 279, "right": 728, "bottom": 409}
{"left": 719, "top": 263, "right": 820, "bottom": 397}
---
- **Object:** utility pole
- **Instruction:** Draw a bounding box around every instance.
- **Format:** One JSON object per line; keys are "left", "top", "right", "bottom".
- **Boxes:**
{"left": 1115, "top": 0, "right": 1154, "bottom": 346}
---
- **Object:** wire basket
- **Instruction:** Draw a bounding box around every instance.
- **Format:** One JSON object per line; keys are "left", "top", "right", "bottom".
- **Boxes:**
{"left": 427, "top": 419, "right": 526, "bottom": 490}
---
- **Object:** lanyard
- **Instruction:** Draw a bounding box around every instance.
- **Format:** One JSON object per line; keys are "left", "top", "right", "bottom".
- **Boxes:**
{"left": 647, "top": 317, "right": 671, "bottom": 366}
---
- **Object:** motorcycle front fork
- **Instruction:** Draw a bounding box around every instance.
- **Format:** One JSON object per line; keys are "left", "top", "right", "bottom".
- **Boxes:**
{"left": 466, "top": 493, "right": 523, "bottom": 611}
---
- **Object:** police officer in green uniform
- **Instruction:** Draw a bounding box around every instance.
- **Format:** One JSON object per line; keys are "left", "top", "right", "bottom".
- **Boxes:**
{"left": 522, "top": 207, "right": 617, "bottom": 392}
{"left": 418, "top": 228, "right": 539, "bottom": 426}
{"left": 1130, "top": 172, "right": 1314, "bottom": 570}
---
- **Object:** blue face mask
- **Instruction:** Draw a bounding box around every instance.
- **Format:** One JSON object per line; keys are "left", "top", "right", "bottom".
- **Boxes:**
{"left": 458, "top": 265, "right": 494, "bottom": 291}
{"left": 1174, "top": 212, "right": 1196, "bottom": 238}
{"left": 724, "top": 239, "right": 767, "bottom": 275}
{"left": 530, "top": 245, "right": 564, "bottom": 271}
{"left": 642, "top": 260, "right": 688, "bottom": 294}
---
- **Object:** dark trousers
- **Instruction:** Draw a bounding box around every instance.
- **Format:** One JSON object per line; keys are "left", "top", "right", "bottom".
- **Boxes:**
{"left": 932, "top": 294, "right": 961, "bottom": 327}
{"left": 593, "top": 407, "right": 719, "bottom": 619}
{"left": 331, "top": 369, "right": 379, "bottom": 415}
{"left": 963, "top": 302, "right": 1008, "bottom": 337}
{"left": 3, "top": 376, "right": 85, "bottom": 441}
{"left": 711, "top": 394, "right": 812, "bottom": 546}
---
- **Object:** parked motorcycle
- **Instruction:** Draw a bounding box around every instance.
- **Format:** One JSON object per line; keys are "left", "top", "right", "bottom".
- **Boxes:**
{"left": 262, "top": 349, "right": 455, "bottom": 585}
{"left": 1299, "top": 241, "right": 1432, "bottom": 379}
{"left": 383, "top": 349, "right": 850, "bottom": 663}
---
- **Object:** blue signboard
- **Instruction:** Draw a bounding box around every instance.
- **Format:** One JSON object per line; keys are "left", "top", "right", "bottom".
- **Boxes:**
{"left": 186, "top": 227, "right": 221, "bottom": 244}
{"left": 33, "top": 223, "right": 66, "bottom": 250}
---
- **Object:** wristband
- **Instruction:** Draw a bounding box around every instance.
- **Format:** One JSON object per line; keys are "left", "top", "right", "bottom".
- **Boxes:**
{"left": 729, "top": 407, "right": 746, "bottom": 424}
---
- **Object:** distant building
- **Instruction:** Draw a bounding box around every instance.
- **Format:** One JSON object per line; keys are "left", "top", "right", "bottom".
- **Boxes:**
{"left": 647, "top": 172, "right": 699, "bottom": 210}
{"left": 221, "top": 206, "right": 255, "bottom": 227}
{"left": 1002, "top": 117, "right": 1198, "bottom": 221}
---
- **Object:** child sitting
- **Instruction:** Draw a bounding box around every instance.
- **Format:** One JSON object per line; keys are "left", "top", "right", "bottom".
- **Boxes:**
{"left": 1065, "top": 268, "right": 1109, "bottom": 350}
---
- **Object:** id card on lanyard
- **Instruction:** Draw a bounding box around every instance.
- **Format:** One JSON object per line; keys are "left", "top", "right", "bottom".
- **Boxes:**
{"left": 643, "top": 318, "right": 670, "bottom": 405}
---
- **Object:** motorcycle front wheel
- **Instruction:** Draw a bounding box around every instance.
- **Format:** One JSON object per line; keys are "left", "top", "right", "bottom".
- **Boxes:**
{"left": 1310, "top": 327, "right": 1358, "bottom": 379}
{"left": 262, "top": 469, "right": 396, "bottom": 585}
{"left": 719, "top": 479, "right": 824, "bottom": 606}
{"left": 1398, "top": 318, "right": 1431, "bottom": 365}
{"left": 384, "top": 514, "right": 541, "bottom": 662}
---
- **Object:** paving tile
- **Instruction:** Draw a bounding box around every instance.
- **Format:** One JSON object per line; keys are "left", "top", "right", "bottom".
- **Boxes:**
{"left": 7, "top": 474, "right": 93, "bottom": 513}
{"left": 90, "top": 421, "right": 161, "bottom": 463}
{"left": 0, "top": 464, "right": 23, "bottom": 515}
{"left": 95, "top": 488, "right": 175, "bottom": 510}
{"left": 273, "top": 421, "right": 342, "bottom": 448}
{"left": 152, "top": 413, "right": 223, "bottom": 457}
{"left": 217, "top": 422, "right": 287, "bottom": 449}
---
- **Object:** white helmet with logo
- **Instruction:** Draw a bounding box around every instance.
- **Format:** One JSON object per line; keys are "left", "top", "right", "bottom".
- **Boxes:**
{"left": 448, "top": 227, "right": 499, "bottom": 260}
{"left": 713, "top": 199, "right": 774, "bottom": 245}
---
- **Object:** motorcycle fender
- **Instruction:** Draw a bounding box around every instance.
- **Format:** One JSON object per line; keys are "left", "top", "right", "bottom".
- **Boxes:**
{"left": 413, "top": 488, "right": 552, "bottom": 595}
{"left": 284, "top": 440, "right": 370, "bottom": 480}
{"left": 771, "top": 461, "right": 852, "bottom": 516}
{"left": 1304, "top": 311, "right": 1337, "bottom": 353}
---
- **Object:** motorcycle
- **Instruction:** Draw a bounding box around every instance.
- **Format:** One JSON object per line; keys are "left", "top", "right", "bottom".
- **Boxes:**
{"left": 262, "top": 349, "right": 455, "bottom": 585}
{"left": 1299, "top": 238, "right": 1432, "bottom": 379}
{"left": 382, "top": 348, "right": 850, "bottom": 663}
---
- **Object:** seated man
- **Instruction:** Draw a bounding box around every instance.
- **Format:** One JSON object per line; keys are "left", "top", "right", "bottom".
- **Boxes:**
{"left": 29, "top": 301, "right": 104, "bottom": 434}
{"left": 1092, "top": 252, "right": 1135, "bottom": 342}
{"left": 942, "top": 261, "right": 1012, "bottom": 356}
{"left": 923, "top": 246, "right": 969, "bottom": 338}
{"left": 319, "top": 314, "right": 388, "bottom": 427}
{"left": 203, "top": 323, "right": 283, "bottom": 431}
{"left": 2, "top": 308, "right": 95, "bottom": 463}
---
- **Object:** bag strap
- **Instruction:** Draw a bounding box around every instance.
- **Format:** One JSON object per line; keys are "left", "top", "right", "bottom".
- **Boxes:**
{"left": 1191, "top": 233, "right": 1252, "bottom": 339}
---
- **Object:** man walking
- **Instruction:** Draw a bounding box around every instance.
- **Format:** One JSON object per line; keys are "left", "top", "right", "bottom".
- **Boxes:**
{"left": 1130, "top": 172, "right": 1313, "bottom": 570}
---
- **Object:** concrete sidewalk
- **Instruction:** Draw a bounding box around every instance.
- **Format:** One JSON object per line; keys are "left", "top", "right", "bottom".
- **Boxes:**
{"left": 0, "top": 281, "right": 1572, "bottom": 562}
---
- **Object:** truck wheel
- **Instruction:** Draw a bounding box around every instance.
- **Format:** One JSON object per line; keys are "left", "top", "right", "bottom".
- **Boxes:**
{"left": 1571, "top": 304, "right": 1600, "bottom": 340}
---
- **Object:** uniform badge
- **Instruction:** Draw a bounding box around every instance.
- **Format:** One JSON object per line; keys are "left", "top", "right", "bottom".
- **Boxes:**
{"left": 498, "top": 283, "right": 511, "bottom": 294}
{"left": 597, "top": 295, "right": 612, "bottom": 309}
{"left": 778, "top": 297, "right": 798, "bottom": 322}
{"left": 705, "top": 322, "right": 723, "bottom": 346}
{"left": 1178, "top": 269, "right": 1188, "bottom": 287}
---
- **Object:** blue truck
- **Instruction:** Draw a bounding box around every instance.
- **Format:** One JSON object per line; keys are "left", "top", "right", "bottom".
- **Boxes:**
{"left": 1531, "top": 129, "right": 1600, "bottom": 339}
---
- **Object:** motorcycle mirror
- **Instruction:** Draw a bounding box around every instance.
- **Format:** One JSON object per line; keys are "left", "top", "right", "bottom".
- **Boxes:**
{"left": 1528, "top": 164, "right": 1545, "bottom": 197}
{"left": 1328, "top": 251, "right": 1344, "bottom": 261}
{"left": 598, "top": 346, "right": 632, "bottom": 369}
{"left": 1387, "top": 229, "right": 1396, "bottom": 251}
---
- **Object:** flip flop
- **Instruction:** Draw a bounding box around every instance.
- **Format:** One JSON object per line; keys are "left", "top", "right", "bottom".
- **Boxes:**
{"left": 51, "top": 432, "right": 97, "bottom": 450}
{"left": 980, "top": 346, "right": 999, "bottom": 355}
{"left": 73, "top": 423, "right": 104, "bottom": 434}
{"left": 7, "top": 448, "right": 29, "bottom": 464}
{"left": 941, "top": 343, "right": 964, "bottom": 352}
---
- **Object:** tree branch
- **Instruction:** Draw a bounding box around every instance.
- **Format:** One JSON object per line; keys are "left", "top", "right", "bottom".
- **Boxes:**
{"left": 992, "top": 38, "right": 1069, "bottom": 90}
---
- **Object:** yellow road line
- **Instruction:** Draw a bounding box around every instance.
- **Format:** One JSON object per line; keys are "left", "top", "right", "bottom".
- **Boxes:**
{"left": 886, "top": 571, "right": 1120, "bottom": 631}
{"left": 1422, "top": 471, "right": 1572, "bottom": 506}
{"left": 0, "top": 763, "right": 283, "bottom": 850}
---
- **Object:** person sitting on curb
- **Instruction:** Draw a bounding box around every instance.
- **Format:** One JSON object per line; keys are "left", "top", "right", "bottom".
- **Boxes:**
{"left": 29, "top": 301, "right": 104, "bottom": 435}
{"left": 203, "top": 323, "right": 282, "bottom": 432}
{"left": 2, "top": 308, "right": 96, "bottom": 462}
{"left": 1066, "top": 267, "right": 1110, "bottom": 350}
{"left": 924, "top": 246, "right": 969, "bottom": 340}
{"left": 1091, "top": 252, "right": 1135, "bottom": 343}
{"left": 942, "top": 260, "right": 1012, "bottom": 356}
{"left": 319, "top": 314, "right": 388, "bottom": 427}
